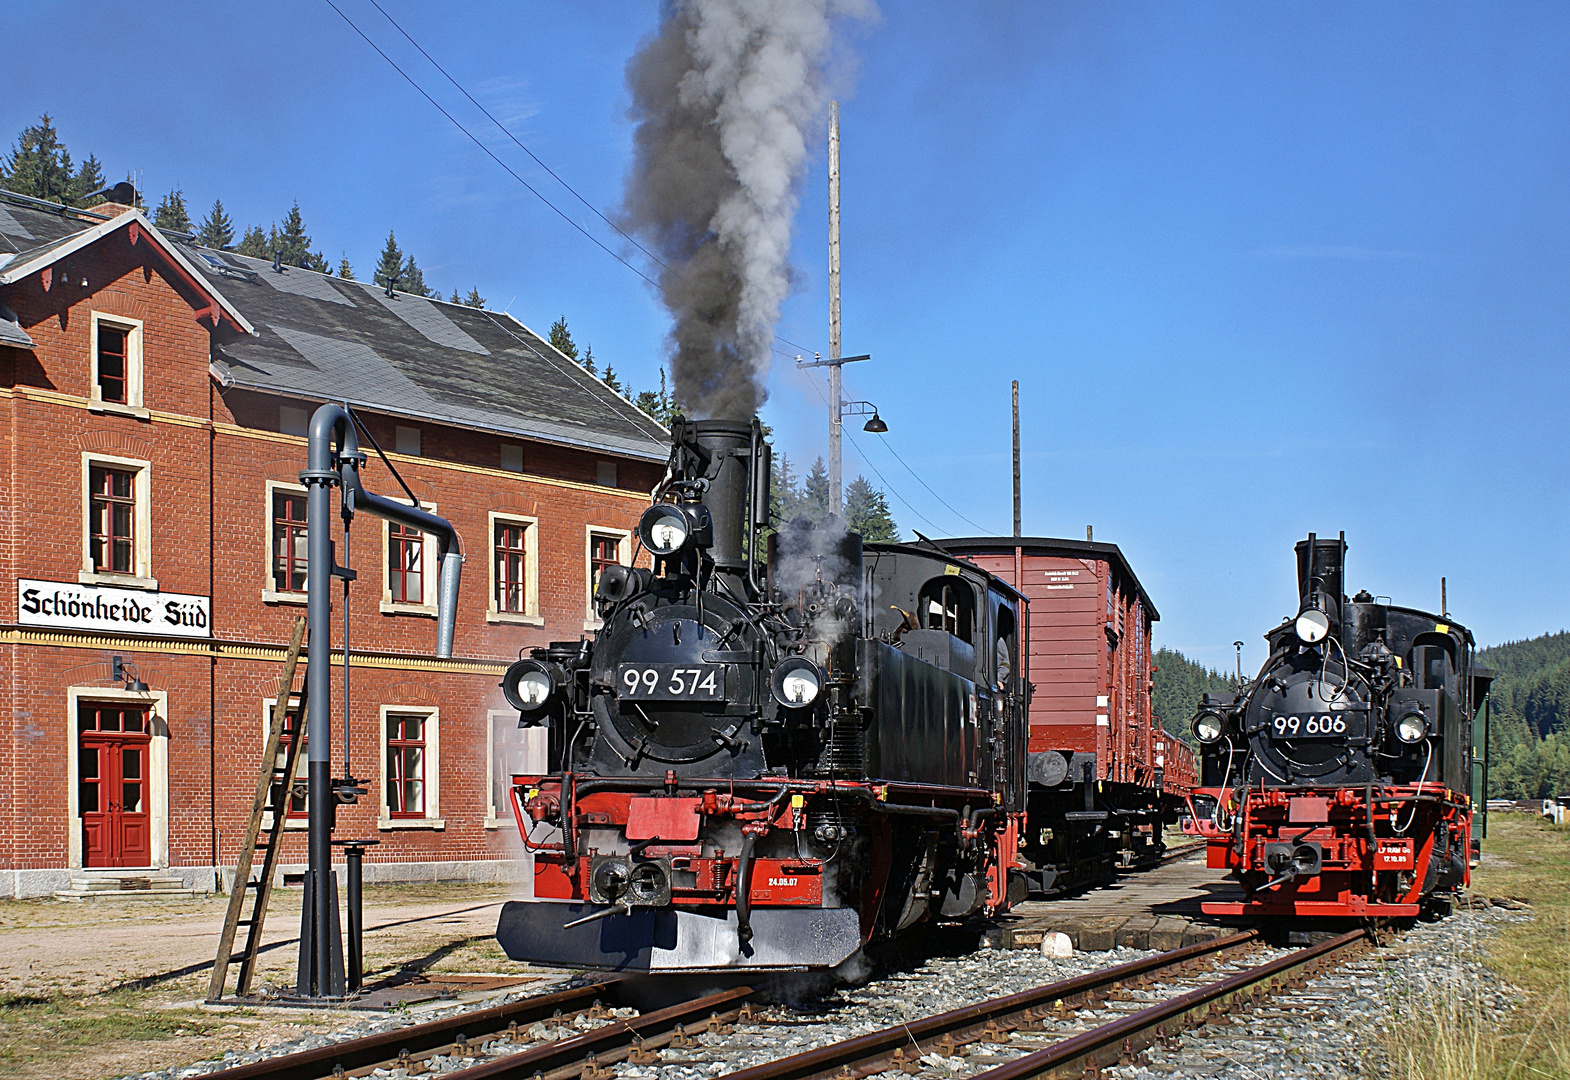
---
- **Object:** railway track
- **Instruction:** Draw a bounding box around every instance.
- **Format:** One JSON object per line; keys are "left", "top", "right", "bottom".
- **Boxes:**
{"left": 199, "top": 928, "right": 1369, "bottom": 1080}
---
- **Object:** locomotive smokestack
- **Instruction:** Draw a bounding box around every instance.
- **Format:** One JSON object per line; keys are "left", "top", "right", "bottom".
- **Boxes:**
{"left": 691, "top": 419, "right": 754, "bottom": 573}
{"left": 1294, "top": 531, "right": 1347, "bottom": 609}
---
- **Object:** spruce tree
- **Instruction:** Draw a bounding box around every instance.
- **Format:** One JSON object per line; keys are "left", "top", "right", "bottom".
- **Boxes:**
{"left": 770, "top": 453, "right": 802, "bottom": 523}
{"left": 449, "top": 288, "right": 462, "bottom": 304}
{"left": 373, "top": 231, "right": 404, "bottom": 289}
{"left": 581, "top": 343, "right": 598, "bottom": 375}
{"left": 197, "top": 198, "right": 234, "bottom": 249}
{"left": 153, "top": 187, "right": 191, "bottom": 232}
{"left": 633, "top": 367, "right": 673, "bottom": 425}
{"left": 400, "top": 253, "right": 435, "bottom": 297}
{"left": 845, "top": 476, "right": 898, "bottom": 541}
{"left": 801, "top": 457, "right": 831, "bottom": 521}
{"left": 275, "top": 201, "right": 326, "bottom": 269}
{"left": 548, "top": 315, "right": 578, "bottom": 359}
{"left": 71, "top": 154, "right": 106, "bottom": 205}
{"left": 235, "top": 225, "right": 270, "bottom": 258}
{"left": 338, "top": 254, "right": 356, "bottom": 280}
{"left": 602, "top": 365, "right": 622, "bottom": 393}
{"left": 465, "top": 288, "right": 486, "bottom": 308}
{"left": 1, "top": 115, "right": 78, "bottom": 204}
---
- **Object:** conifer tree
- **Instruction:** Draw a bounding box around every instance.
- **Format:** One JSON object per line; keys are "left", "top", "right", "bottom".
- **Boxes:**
{"left": 197, "top": 199, "right": 234, "bottom": 249}
{"left": 581, "top": 343, "right": 598, "bottom": 375}
{"left": 548, "top": 315, "right": 578, "bottom": 360}
{"left": 1, "top": 115, "right": 79, "bottom": 204}
{"left": 72, "top": 154, "right": 105, "bottom": 205}
{"left": 465, "top": 288, "right": 486, "bottom": 308}
{"left": 769, "top": 453, "right": 802, "bottom": 523}
{"left": 400, "top": 253, "right": 435, "bottom": 297}
{"left": 153, "top": 188, "right": 191, "bottom": 232}
{"left": 373, "top": 231, "right": 404, "bottom": 289}
{"left": 450, "top": 288, "right": 462, "bottom": 304}
{"left": 235, "top": 225, "right": 270, "bottom": 258}
{"left": 338, "top": 254, "right": 355, "bottom": 280}
{"left": 633, "top": 367, "right": 674, "bottom": 425}
{"left": 274, "top": 201, "right": 327, "bottom": 270}
{"left": 801, "top": 457, "right": 831, "bottom": 521}
{"left": 602, "top": 365, "right": 622, "bottom": 393}
{"left": 845, "top": 476, "right": 898, "bottom": 541}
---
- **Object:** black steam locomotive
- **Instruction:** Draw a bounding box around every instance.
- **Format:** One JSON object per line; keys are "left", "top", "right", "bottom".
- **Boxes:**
{"left": 494, "top": 419, "right": 1028, "bottom": 972}
{"left": 1190, "top": 533, "right": 1491, "bottom": 919}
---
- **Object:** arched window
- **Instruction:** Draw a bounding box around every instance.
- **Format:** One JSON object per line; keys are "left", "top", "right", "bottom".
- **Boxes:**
{"left": 919, "top": 577, "right": 973, "bottom": 641}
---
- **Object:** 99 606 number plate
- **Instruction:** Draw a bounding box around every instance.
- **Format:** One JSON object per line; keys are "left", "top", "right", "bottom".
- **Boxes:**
{"left": 1270, "top": 711, "right": 1365, "bottom": 739}
{"left": 618, "top": 663, "right": 725, "bottom": 700}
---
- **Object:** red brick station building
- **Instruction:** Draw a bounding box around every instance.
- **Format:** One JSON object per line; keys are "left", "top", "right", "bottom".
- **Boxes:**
{"left": 0, "top": 188, "right": 668, "bottom": 897}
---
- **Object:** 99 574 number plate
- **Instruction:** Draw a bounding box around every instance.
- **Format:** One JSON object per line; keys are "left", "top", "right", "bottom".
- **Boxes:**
{"left": 618, "top": 663, "right": 725, "bottom": 700}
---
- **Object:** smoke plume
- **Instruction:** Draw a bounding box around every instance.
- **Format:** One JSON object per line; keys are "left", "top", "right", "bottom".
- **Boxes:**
{"left": 621, "top": 0, "right": 870, "bottom": 419}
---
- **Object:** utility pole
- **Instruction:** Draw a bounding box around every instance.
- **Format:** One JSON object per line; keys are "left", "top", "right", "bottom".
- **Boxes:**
{"left": 828, "top": 100, "right": 842, "bottom": 516}
{"left": 1012, "top": 380, "right": 1022, "bottom": 589}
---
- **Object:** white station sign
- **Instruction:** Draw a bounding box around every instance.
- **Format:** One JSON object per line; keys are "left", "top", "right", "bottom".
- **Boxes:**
{"left": 17, "top": 579, "right": 211, "bottom": 638}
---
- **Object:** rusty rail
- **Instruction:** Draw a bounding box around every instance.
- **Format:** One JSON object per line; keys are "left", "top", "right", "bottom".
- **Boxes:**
{"left": 719, "top": 930, "right": 1262, "bottom": 1080}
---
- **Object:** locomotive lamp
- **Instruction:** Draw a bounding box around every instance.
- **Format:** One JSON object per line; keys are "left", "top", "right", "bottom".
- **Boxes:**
{"left": 638, "top": 502, "right": 713, "bottom": 556}
{"left": 501, "top": 657, "right": 563, "bottom": 715}
{"left": 1192, "top": 709, "right": 1226, "bottom": 744}
{"left": 1294, "top": 596, "right": 1333, "bottom": 644}
{"left": 771, "top": 657, "right": 823, "bottom": 706}
{"left": 1394, "top": 704, "right": 1429, "bottom": 743}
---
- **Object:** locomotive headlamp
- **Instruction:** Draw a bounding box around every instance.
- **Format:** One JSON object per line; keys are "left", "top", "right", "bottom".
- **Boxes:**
{"left": 639, "top": 504, "right": 691, "bottom": 555}
{"left": 1192, "top": 709, "right": 1226, "bottom": 744}
{"left": 1395, "top": 707, "right": 1428, "bottom": 743}
{"left": 1295, "top": 605, "right": 1331, "bottom": 644}
{"left": 501, "top": 658, "right": 559, "bottom": 713}
{"left": 771, "top": 657, "right": 823, "bottom": 707}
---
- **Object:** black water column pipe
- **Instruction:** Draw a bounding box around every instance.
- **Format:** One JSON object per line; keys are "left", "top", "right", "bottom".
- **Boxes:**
{"left": 301, "top": 404, "right": 463, "bottom": 998}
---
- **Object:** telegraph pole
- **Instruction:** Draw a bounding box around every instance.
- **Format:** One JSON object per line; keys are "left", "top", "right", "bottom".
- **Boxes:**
{"left": 828, "top": 100, "right": 842, "bottom": 515}
{"left": 1012, "top": 380, "right": 1022, "bottom": 588}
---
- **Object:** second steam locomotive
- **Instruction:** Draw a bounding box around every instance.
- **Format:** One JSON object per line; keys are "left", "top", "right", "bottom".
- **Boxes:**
{"left": 494, "top": 418, "right": 1028, "bottom": 971}
{"left": 1189, "top": 533, "right": 1490, "bottom": 920}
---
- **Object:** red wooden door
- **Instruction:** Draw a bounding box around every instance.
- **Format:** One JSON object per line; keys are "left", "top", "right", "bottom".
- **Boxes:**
{"left": 79, "top": 704, "right": 152, "bottom": 868}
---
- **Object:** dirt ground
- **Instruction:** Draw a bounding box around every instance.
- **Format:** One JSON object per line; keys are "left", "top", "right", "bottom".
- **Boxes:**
{"left": 0, "top": 883, "right": 540, "bottom": 1080}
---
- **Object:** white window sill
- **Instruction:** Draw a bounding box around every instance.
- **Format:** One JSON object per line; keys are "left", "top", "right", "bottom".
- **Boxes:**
{"left": 88, "top": 400, "right": 151, "bottom": 421}
{"left": 487, "top": 610, "right": 545, "bottom": 627}
{"left": 583, "top": 618, "right": 603, "bottom": 632}
{"left": 261, "top": 815, "right": 309, "bottom": 831}
{"left": 262, "top": 589, "right": 308, "bottom": 606}
{"left": 79, "top": 570, "right": 158, "bottom": 590}
{"left": 484, "top": 817, "right": 503, "bottom": 830}
{"left": 378, "top": 816, "right": 445, "bottom": 830}
{"left": 380, "top": 601, "right": 437, "bottom": 618}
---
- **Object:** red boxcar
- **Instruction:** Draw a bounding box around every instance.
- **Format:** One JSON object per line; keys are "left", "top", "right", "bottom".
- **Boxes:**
{"left": 943, "top": 536, "right": 1193, "bottom": 894}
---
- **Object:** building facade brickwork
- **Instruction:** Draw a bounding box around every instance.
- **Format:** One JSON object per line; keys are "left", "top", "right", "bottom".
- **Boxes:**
{"left": 0, "top": 195, "right": 665, "bottom": 896}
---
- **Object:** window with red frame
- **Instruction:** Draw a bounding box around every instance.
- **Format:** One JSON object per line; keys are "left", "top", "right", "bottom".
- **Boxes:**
{"left": 388, "top": 521, "right": 424, "bottom": 603}
{"left": 495, "top": 521, "right": 528, "bottom": 613}
{"left": 89, "top": 465, "right": 136, "bottom": 574}
{"left": 385, "top": 714, "right": 426, "bottom": 817}
{"left": 272, "top": 492, "right": 307, "bottom": 592}
{"left": 97, "top": 325, "right": 128, "bottom": 403}
{"left": 589, "top": 533, "right": 621, "bottom": 597}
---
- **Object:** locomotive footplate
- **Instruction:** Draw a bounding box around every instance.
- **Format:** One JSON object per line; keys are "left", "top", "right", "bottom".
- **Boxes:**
{"left": 495, "top": 901, "right": 863, "bottom": 972}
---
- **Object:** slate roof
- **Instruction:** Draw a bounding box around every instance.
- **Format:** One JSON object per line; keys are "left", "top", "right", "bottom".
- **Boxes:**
{"left": 0, "top": 190, "right": 670, "bottom": 462}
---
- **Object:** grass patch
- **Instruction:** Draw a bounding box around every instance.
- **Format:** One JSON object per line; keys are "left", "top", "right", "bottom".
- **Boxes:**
{"left": 1385, "top": 813, "right": 1570, "bottom": 1080}
{"left": 0, "top": 988, "right": 216, "bottom": 1078}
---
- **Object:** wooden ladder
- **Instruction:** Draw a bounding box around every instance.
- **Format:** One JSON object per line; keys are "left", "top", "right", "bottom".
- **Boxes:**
{"left": 207, "top": 617, "right": 308, "bottom": 1002}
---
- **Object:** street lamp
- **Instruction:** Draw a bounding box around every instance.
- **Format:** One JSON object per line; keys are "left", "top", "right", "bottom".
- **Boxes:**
{"left": 842, "top": 400, "right": 887, "bottom": 433}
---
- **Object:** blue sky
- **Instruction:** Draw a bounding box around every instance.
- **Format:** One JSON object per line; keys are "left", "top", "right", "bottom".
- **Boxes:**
{"left": 8, "top": 2, "right": 1569, "bottom": 669}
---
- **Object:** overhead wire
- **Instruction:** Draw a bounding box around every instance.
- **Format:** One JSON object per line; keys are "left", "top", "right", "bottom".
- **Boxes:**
{"left": 327, "top": 0, "right": 988, "bottom": 534}
{"left": 326, "top": 0, "right": 817, "bottom": 359}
